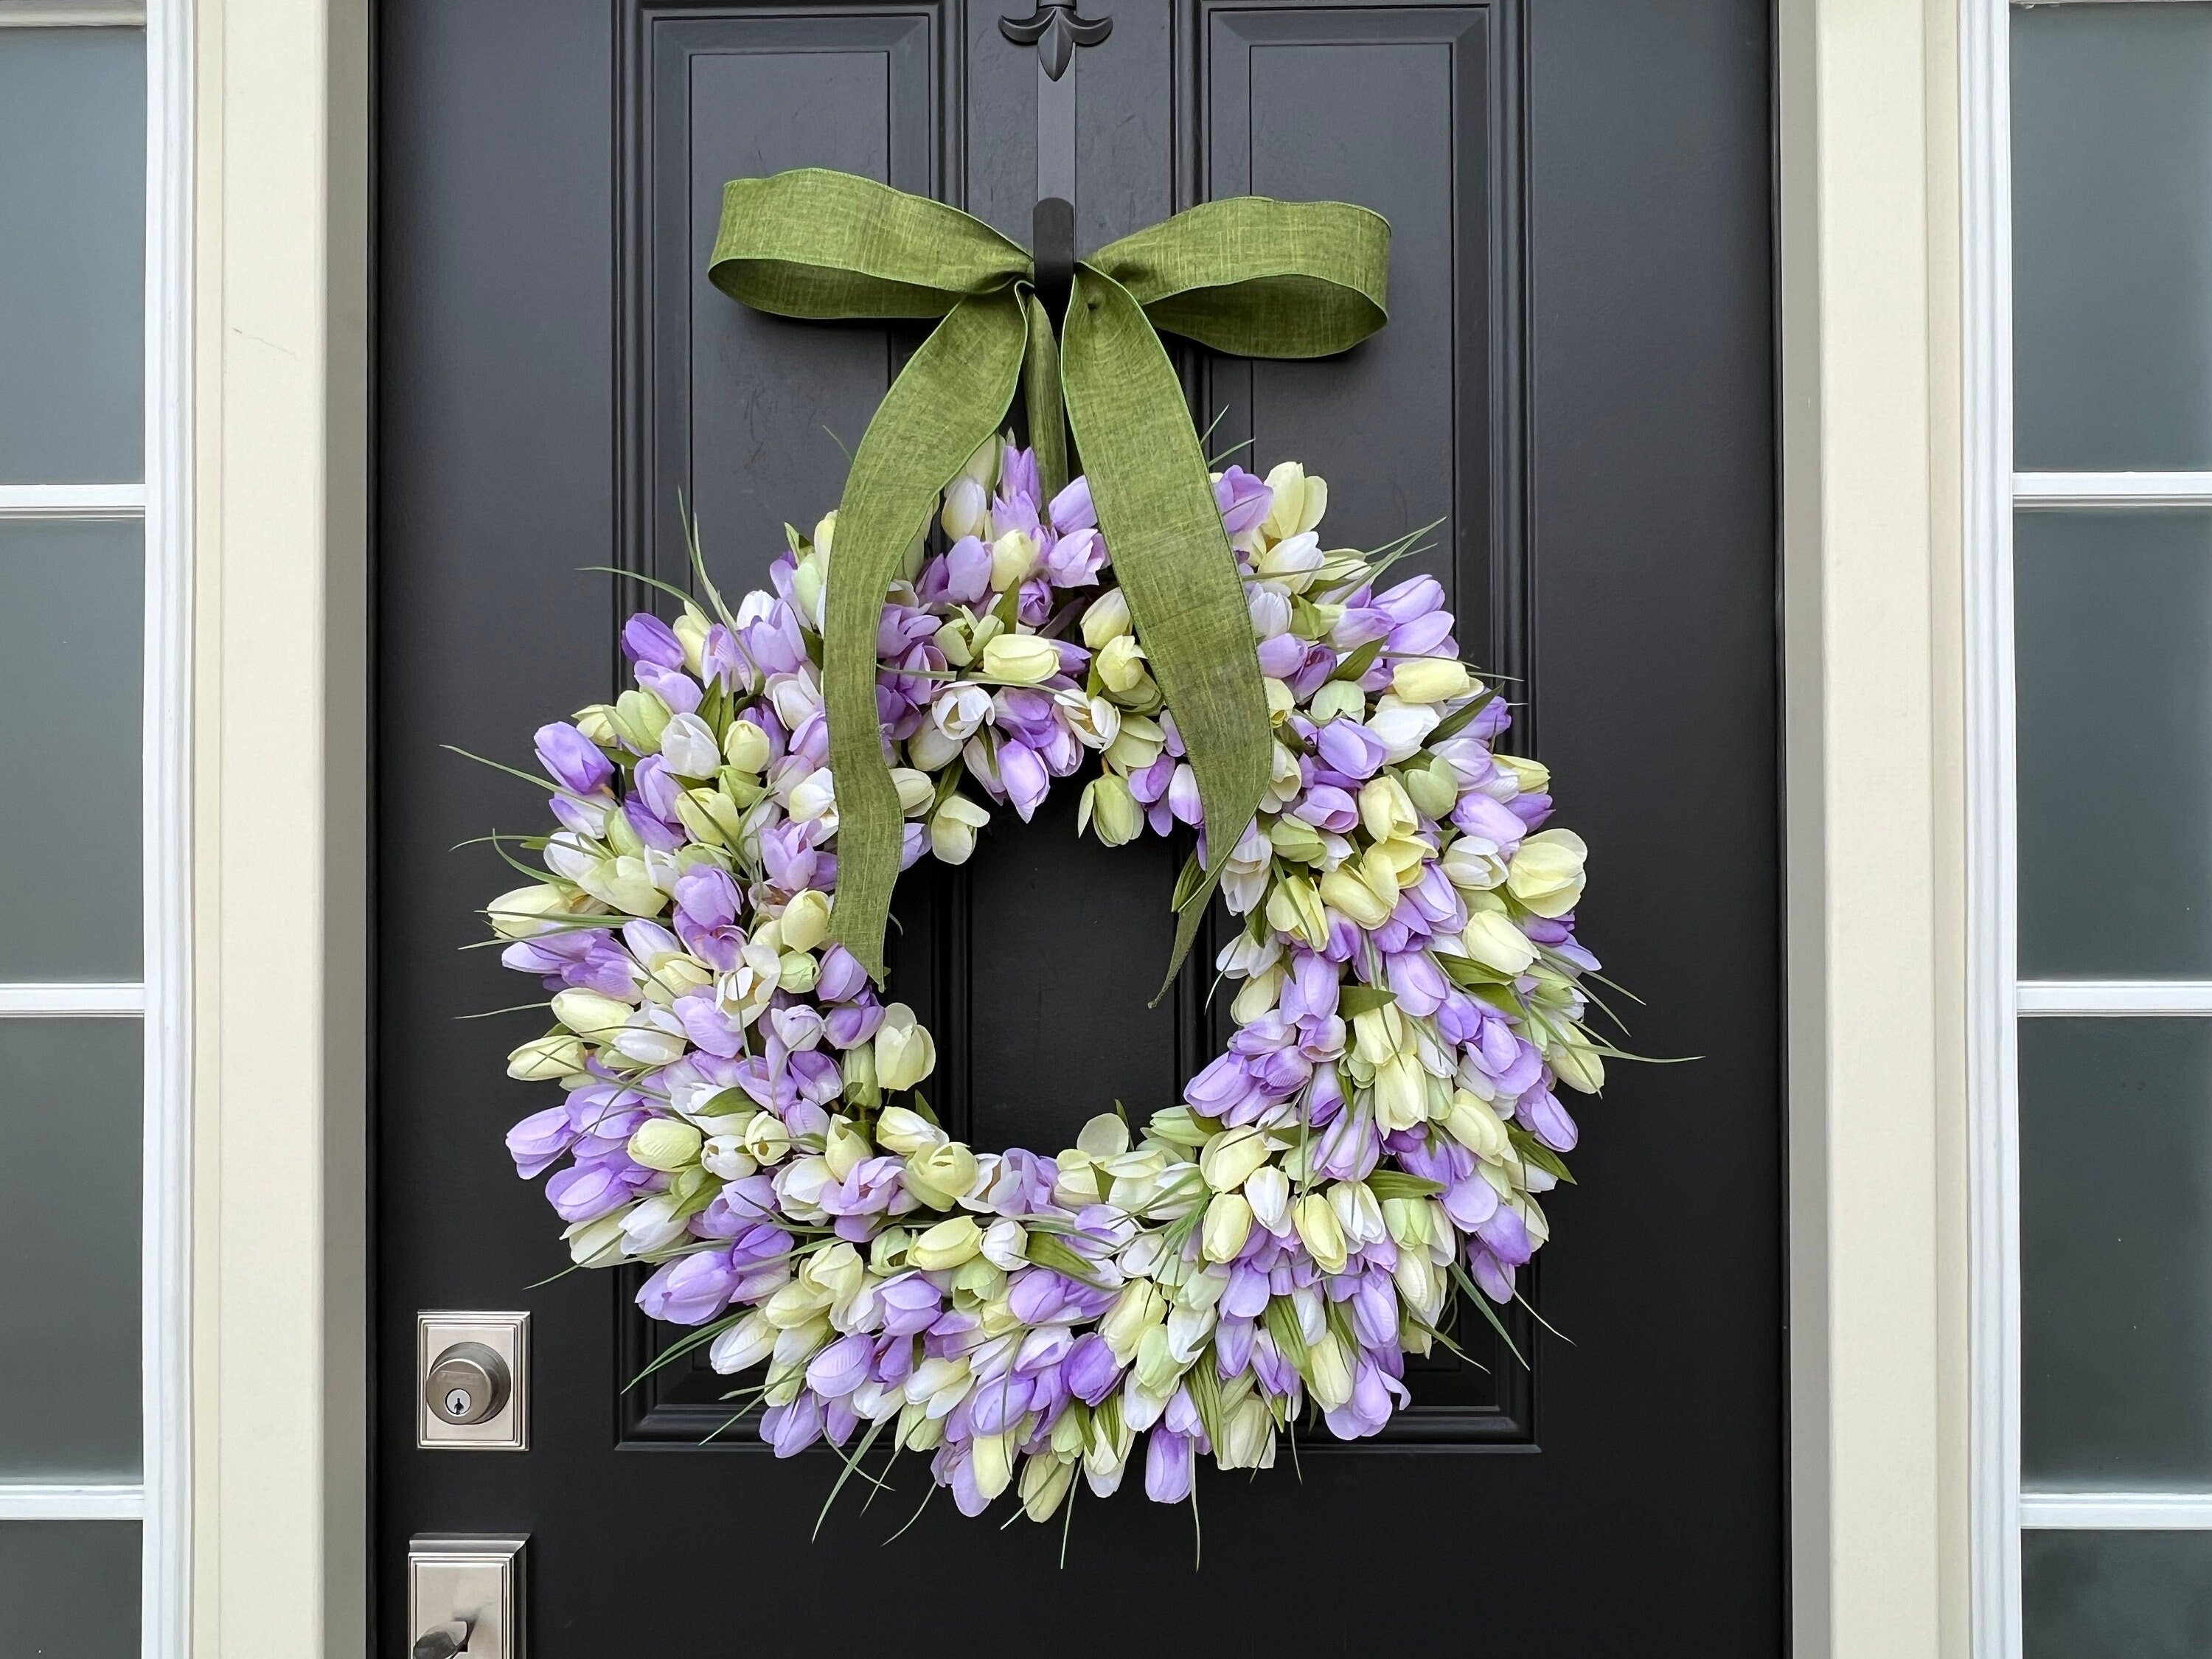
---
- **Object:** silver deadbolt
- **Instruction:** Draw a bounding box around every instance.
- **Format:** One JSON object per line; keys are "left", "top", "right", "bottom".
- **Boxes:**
{"left": 417, "top": 1312, "right": 529, "bottom": 1450}
{"left": 425, "top": 1342, "right": 510, "bottom": 1426}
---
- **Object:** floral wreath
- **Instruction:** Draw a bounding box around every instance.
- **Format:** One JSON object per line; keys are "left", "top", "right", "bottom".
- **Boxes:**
{"left": 484, "top": 442, "right": 1602, "bottom": 1526}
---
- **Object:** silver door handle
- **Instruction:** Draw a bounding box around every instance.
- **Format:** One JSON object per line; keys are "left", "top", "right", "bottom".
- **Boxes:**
{"left": 409, "top": 1535, "right": 524, "bottom": 1659}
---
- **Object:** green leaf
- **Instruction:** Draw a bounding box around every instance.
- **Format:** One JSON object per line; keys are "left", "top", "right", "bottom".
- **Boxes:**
{"left": 1508, "top": 1129, "right": 1576, "bottom": 1186}
{"left": 1424, "top": 685, "right": 1499, "bottom": 745}
{"left": 1337, "top": 984, "right": 1397, "bottom": 1018}
{"left": 1328, "top": 638, "right": 1382, "bottom": 684}
{"left": 1262, "top": 1295, "right": 1310, "bottom": 1373}
{"left": 1363, "top": 1170, "right": 1446, "bottom": 1200}
{"left": 1025, "top": 1232, "right": 1111, "bottom": 1289}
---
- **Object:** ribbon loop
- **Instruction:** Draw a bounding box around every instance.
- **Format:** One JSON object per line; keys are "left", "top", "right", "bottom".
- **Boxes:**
{"left": 707, "top": 169, "right": 1389, "bottom": 984}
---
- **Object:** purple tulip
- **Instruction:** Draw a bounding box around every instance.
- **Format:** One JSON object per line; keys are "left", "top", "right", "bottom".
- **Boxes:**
{"left": 622, "top": 612, "right": 686, "bottom": 669}
{"left": 998, "top": 741, "right": 1050, "bottom": 821}
{"left": 879, "top": 1273, "right": 943, "bottom": 1337}
{"left": 1315, "top": 719, "right": 1387, "bottom": 780}
{"left": 1213, "top": 465, "right": 1273, "bottom": 538}
{"left": 1049, "top": 475, "right": 1096, "bottom": 533}
{"left": 506, "top": 1106, "right": 579, "bottom": 1179}
{"left": 1144, "top": 1427, "right": 1195, "bottom": 1503}
{"left": 633, "top": 661, "right": 701, "bottom": 715}
{"left": 636, "top": 1249, "right": 740, "bottom": 1325}
{"left": 762, "top": 1394, "right": 826, "bottom": 1458}
{"left": 535, "top": 722, "right": 613, "bottom": 795}
{"left": 544, "top": 1160, "right": 633, "bottom": 1224}
{"left": 1519, "top": 1086, "right": 1579, "bottom": 1152}
{"left": 806, "top": 1333, "right": 876, "bottom": 1399}
{"left": 1374, "top": 575, "right": 1444, "bottom": 627}
{"left": 1062, "top": 1333, "right": 1120, "bottom": 1405}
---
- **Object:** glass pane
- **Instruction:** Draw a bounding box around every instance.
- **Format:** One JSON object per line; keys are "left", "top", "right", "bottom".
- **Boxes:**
{"left": 2016, "top": 511, "right": 2212, "bottom": 978}
{"left": 0, "top": 1020, "right": 140, "bottom": 1478}
{"left": 0, "top": 1522, "right": 139, "bottom": 1659}
{"left": 2025, "top": 1531, "right": 2212, "bottom": 1658}
{"left": 0, "top": 28, "right": 145, "bottom": 484}
{"left": 2012, "top": 4, "right": 2212, "bottom": 470}
{"left": 0, "top": 519, "right": 142, "bottom": 981}
{"left": 2022, "top": 1019, "right": 2212, "bottom": 1489}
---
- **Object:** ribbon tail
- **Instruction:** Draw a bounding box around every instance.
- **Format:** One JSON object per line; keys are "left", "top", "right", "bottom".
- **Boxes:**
{"left": 824, "top": 292, "right": 1031, "bottom": 981}
{"left": 1023, "top": 291, "right": 1069, "bottom": 499}
{"left": 1060, "top": 266, "right": 1273, "bottom": 1003}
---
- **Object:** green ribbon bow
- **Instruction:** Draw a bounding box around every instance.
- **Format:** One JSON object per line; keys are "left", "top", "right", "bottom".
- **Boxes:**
{"left": 708, "top": 167, "right": 1388, "bottom": 987}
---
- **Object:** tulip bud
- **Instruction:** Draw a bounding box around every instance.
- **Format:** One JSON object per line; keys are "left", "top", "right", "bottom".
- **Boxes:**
{"left": 1262, "top": 461, "right": 1327, "bottom": 540}
{"left": 563, "top": 1210, "right": 628, "bottom": 1267}
{"left": 1080, "top": 587, "right": 1133, "bottom": 647}
{"left": 874, "top": 1003, "right": 939, "bottom": 1091}
{"left": 1103, "top": 714, "right": 1164, "bottom": 772}
{"left": 573, "top": 703, "right": 621, "bottom": 747}
{"left": 506, "top": 1033, "right": 586, "bottom": 1082}
{"left": 1318, "top": 865, "right": 1394, "bottom": 931}
{"left": 989, "top": 530, "right": 1037, "bottom": 592}
{"left": 970, "top": 1431, "right": 1016, "bottom": 1502}
{"left": 627, "top": 1116, "right": 703, "bottom": 1172}
{"left": 487, "top": 883, "right": 580, "bottom": 940}
{"left": 941, "top": 475, "right": 989, "bottom": 540}
{"left": 700, "top": 1134, "right": 757, "bottom": 1181}
{"left": 1266, "top": 874, "right": 1330, "bottom": 947}
{"left": 1358, "top": 776, "right": 1419, "bottom": 844}
{"left": 874, "top": 1105, "right": 942, "bottom": 1155}
{"left": 551, "top": 987, "right": 633, "bottom": 1042}
{"left": 1391, "top": 656, "right": 1472, "bottom": 704}
{"left": 1309, "top": 679, "right": 1366, "bottom": 723}
{"left": 1245, "top": 1165, "right": 1291, "bottom": 1234}
{"left": 1373, "top": 1051, "right": 1430, "bottom": 1132}
{"left": 840, "top": 1041, "right": 880, "bottom": 1110}
{"left": 1101, "top": 1281, "right": 1166, "bottom": 1362}
{"left": 1443, "top": 1089, "right": 1511, "bottom": 1159}
{"left": 1405, "top": 754, "right": 1459, "bottom": 821}
{"left": 824, "top": 1116, "right": 869, "bottom": 1180}
{"left": 1218, "top": 1397, "right": 1278, "bottom": 1470}
{"left": 1305, "top": 1330, "right": 1354, "bottom": 1408}
{"left": 981, "top": 632, "right": 1060, "bottom": 685}
{"left": 890, "top": 766, "right": 936, "bottom": 815}
{"left": 615, "top": 687, "right": 672, "bottom": 752}
{"left": 1293, "top": 1191, "right": 1349, "bottom": 1273}
{"left": 909, "top": 1214, "right": 984, "bottom": 1272}
{"left": 722, "top": 718, "right": 771, "bottom": 773}
{"left": 928, "top": 796, "right": 990, "bottom": 865}
{"left": 1096, "top": 635, "right": 1149, "bottom": 695}
{"left": 777, "top": 952, "right": 819, "bottom": 995}
{"left": 740, "top": 1112, "right": 792, "bottom": 1164}
{"left": 1551, "top": 1037, "right": 1605, "bottom": 1094}
{"left": 1462, "top": 909, "right": 1537, "bottom": 975}
{"left": 779, "top": 888, "right": 831, "bottom": 953}
{"left": 1201, "top": 1192, "right": 1254, "bottom": 1263}
{"left": 659, "top": 710, "right": 721, "bottom": 779}
{"left": 1506, "top": 828, "right": 1588, "bottom": 919}
{"left": 1078, "top": 776, "right": 1143, "bottom": 846}
{"left": 1496, "top": 754, "right": 1551, "bottom": 793}
{"left": 905, "top": 1140, "right": 979, "bottom": 1208}
{"left": 1020, "top": 1452, "right": 1078, "bottom": 1521}
{"left": 1199, "top": 1126, "right": 1273, "bottom": 1193}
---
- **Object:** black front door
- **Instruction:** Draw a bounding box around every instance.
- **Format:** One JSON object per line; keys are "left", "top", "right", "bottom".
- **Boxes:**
{"left": 376, "top": 0, "right": 1781, "bottom": 1649}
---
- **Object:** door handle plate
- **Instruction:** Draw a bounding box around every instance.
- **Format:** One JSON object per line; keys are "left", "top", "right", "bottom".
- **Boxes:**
{"left": 409, "top": 1534, "right": 526, "bottom": 1659}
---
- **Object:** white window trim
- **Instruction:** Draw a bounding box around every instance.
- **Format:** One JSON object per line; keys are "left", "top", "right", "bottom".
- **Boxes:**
{"left": 0, "top": 3, "right": 191, "bottom": 1653}
{"left": 1964, "top": 1, "right": 2212, "bottom": 1653}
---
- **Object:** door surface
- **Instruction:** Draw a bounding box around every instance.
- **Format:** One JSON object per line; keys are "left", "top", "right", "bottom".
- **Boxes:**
{"left": 375, "top": 0, "right": 1781, "bottom": 1649}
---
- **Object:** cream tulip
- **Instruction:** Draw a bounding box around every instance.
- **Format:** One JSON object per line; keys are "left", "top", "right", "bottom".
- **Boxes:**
{"left": 874, "top": 1003, "right": 938, "bottom": 1091}
{"left": 1201, "top": 1192, "right": 1255, "bottom": 1263}
{"left": 908, "top": 1214, "right": 984, "bottom": 1272}
{"left": 627, "top": 1117, "right": 703, "bottom": 1172}
{"left": 981, "top": 632, "right": 1060, "bottom": 685}
{"left": 1506, "top": 828, "right": 1589, "bottom": 918}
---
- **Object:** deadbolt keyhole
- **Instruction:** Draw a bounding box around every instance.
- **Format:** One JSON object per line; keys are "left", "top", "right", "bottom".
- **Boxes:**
{"left": 425, "top": 1341, "right": 511, "bottom": 1426}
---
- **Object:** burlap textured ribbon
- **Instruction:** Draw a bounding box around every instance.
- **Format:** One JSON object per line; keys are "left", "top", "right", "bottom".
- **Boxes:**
{"left": 709, "top": 168, "right": 1388, "bottom": 987}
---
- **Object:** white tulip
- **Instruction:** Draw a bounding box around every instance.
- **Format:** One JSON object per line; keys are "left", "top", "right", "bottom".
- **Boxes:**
{"left": 658, "top": 711, "right": 722, "bottom": 778}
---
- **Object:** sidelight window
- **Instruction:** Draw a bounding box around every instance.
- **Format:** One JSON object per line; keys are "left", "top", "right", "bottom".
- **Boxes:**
{"left": 1968, "top": 1, "right": 2212, "bottom": 1652}
{"left": 0, "top": 0, "right": 189, "bottom": 1655}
